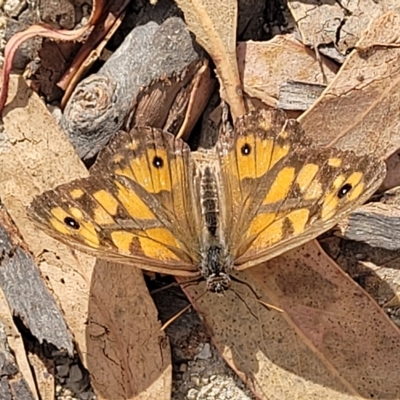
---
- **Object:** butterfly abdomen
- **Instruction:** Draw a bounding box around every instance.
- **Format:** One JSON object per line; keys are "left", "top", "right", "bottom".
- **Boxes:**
{"left": 200, "top": 166, "right": 220, "bottom": 237}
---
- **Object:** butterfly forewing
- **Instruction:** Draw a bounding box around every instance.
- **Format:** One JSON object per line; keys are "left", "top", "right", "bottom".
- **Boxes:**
{"left": 28, "top": 126, "right": 202, "bottom": 276}
{"left": 218, "top": 109, "right": 386, "bottom": 269}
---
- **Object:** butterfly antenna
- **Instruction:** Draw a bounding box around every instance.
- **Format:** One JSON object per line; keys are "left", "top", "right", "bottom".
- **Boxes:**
{"left": 150, "top": 280, "right": 182, "bottom": 295}
{"left": 229, "top": 275, "right": 284, "bottom": 313}
{"left": 160, "top": 290, "right": 207, "bottom": 331}
{"left": 160, "top": 303, "right": 192, "bottom": 331}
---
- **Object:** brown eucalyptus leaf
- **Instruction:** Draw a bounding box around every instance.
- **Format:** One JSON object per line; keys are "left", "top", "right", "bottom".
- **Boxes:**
{"left": 182, "top": 243, "right": 400, "bottom": 399}
{"left": 237, "top": 35, "right": 338, "bottom": 107}
{"left": 299, "top": 11, "right": 400, "bottom": 159}
{"left": 174, "top": 0, "right": 245, "bottom": 119}
{"left": 182, "top": 12, "right": 398, "bottom": 400}
{"left": 1, "top": 75, "right": 171, "bottom": 400}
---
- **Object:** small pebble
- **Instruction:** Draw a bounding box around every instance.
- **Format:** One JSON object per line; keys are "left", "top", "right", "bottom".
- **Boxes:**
{"left": 57, "top": 364, "right": 70, "bottom": 378}
{"left": 187, "top": 388, "right": 199, "bottom": 400}
{"left": 196, "top": 343, "right": 212, "bottom": 360}
{"left": 179, "top": 363, "right": 188, "bottom": 372}
{"left": 190, "top": 374, "right": 200, "bottom": 386}
{"left": 69, "top": 364, "right": 84, "bottom": 383}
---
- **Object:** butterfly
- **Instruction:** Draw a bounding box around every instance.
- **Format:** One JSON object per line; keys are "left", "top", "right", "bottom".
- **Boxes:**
{"left": 28, "top": 108, "right": 386, "bottom": 293}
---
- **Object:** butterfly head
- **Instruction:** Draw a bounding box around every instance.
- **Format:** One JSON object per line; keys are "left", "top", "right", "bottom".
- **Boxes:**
{"left": 199, "top": 245, "right": 233, "bottom": 293}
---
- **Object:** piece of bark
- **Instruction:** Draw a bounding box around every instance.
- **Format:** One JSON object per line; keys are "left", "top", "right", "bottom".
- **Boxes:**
{"left": 0, "top": 208, "right": 73, "bottom": 353}
{"left": 61, "top": 16, "right": 201, "bottom": 159}
{"left": 278, "top": 80, "right": 326, "bottom": 111}
{"left": 337, "top": 203, "right": 400, "bottom": 250}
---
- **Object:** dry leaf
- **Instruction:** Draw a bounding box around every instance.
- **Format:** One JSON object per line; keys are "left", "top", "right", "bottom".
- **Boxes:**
{"left": 0, "top": 286, "right": 38, "bottom": 399}
{"left": 299, "top": 11, "right": 400, "bottom": 159}
{"left": 183, "top": 244, "right": 400, "bottom": 399}
{"left": 1, "top": 75, "right": 171, "bottom": 400}
{"left": 287, "top": 0, "right": 397, "bottom": 54}
{"left": 237, "top": 35, "right": 338, "bottom": 107}
{"left": 27, "top": 353, "right": 54, "bottom": 400}
{"left": 182, "top": 11, "right": 400, "bottom": 400}
{"left": 174, "top": 0, "right": 245, "bottom": 119}
{"left": 0, "top": 0, "right": 106, "bottom": 113}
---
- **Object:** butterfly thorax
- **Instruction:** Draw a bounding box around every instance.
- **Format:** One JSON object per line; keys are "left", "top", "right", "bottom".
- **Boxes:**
{"left": 196, "top": 157, "right": 233, "bottom": 293}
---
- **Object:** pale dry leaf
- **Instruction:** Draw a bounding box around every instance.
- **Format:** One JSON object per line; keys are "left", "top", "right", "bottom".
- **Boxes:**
{"left": 287, "top": 0, "right": 395, "bottom": 54}
{"left": 1, "top": 75, "right": 171, "bottom": 400}
{"left": 299, "top": 11, "right": 400, "bottom": 159}
{"left": 183, "top": 243, "right": 400, "bottom": 399}
{"left": 27, "top": 353, "right": 54, "bottom": 400}
{"left": 237, "top": 35, "right": 338, "bottom": 107}
{"left": 174, "top": 0, "right": 245, "bottom": 120}
{"left": 0, "top": 286, "right": 38, "bottom": 399}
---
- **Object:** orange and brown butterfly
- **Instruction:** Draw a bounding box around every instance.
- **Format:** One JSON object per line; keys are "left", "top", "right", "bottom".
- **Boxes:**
{"left": 28, "top": 108, "right": 386, "bottom": 292}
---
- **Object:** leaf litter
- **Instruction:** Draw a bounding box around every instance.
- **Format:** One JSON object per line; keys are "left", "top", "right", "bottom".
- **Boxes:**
{"left": 2, "top": 1, "right": 400, "bottom": 400}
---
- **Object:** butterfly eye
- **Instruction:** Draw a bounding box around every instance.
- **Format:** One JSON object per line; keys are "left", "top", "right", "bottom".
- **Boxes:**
{"left": 64, "top": 217, "right": 80, "bottom": 230}
{"left": 241, "top": 143, "right": 252, "bottom": 156}
{"left": 152, "top": 156, "right": 164, "bottom": 168}
{"left": 337, "top": 183, "right": 353, "bottom": 199}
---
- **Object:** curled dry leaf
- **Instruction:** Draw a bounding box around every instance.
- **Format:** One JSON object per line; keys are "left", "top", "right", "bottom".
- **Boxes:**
{"left": 174, "top": 0, "right": 245, "bottom": 120}
{"left": 59, "top": 0, "right": 131, "bottom": 106}
{"left": 0, "top": 0, "right": 106, "bottom": 113}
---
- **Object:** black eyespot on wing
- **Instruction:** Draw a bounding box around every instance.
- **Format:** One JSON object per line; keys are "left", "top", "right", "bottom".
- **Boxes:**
{"left": 64, "top": 217, "right": 80, "bottom": 230}
{"left": 153, "top": 156, "right": 164, "bottom": 168}
{"left": 241, "top": 143, "right": 251, "bottom": 156}
{"left": 337, "top": 183, "right": 353, "bottom": 199}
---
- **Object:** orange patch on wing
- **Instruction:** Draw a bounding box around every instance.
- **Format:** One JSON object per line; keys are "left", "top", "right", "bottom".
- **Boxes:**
{"left": 134, "top": 149, "right": 172, "bottom": 193}
{"left": 246, "top": 213, "right": 276, "bottom": 238}
{"left": 235, "top": 135, "right": 291, "bottom": 180}
{"left": 303, "top": 179, "right": 323, "bottom": 201}
{"left": 344, "top": 172, "right": 364, "bottom": 200}
{"left": 139, "top": 228, "right": 181, "bottom": 261}
{"left": 50, "top": 206, "right": 100, "bottom": 248}
{"left": 111, "top": 231, "right": 135, "bottom": 254}
{"left": 328, "top": 158, "right": 342, "bottom": 167}
{"left": 49, "top": 216, "right": 71, "bottom": 236}
{"left": 93, "top": 190, "right": 119, "bottom": 216}
{"left": 321, "top": 175, "right": 346, "bottom": 221}
{"left": 296, "top": 164, "right": 319, "bottom": 192}
{"left": 115, "top": 181, "right": 155, "bottom": 219}
{"left": 264, "top": 167, "right": 295, "bottom": 204}
{"left": 286, "top": 209, "right": 310, "bottom": 234}
{"left": 249, "top": 218, "right": 285, "bottom": 248}
{"left": 93, "top": 206, "right": 115, "bottom": 225}
{"left": 70, "top": 188, "right": 84, "bottom": 199}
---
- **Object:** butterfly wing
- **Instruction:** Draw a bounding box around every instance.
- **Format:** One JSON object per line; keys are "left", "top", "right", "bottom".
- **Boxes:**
{"left": 218, "top": 108, "right": 386, "bottom": 270}
{"left": 28, "top": 126, "right": 201, "bottom": 277}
